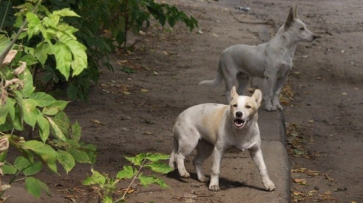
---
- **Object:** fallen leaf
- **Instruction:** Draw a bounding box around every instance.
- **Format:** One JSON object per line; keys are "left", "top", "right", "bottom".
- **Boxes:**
{"left": 143, "top": 131, "right": 153, "bottom": 135}
{"left": 91, "top": 119, "right": 104, "bottom": 126}
{"left": 153, "top": 71, "right": 159, "bottom": 75}
{"left": 292, "top": 190, "right": 305, "bottom": 197}
{"left": 334, "top": 187, "right": 347, "bottom": 192}
{"left": 122, "top": 188, "right": 135, "bottom": 194}
{"left": 141, "top": 89, "right": 148, "bottom": 93}
{"left": 118, "top": 60, "right": 128, "bottom": 64}
{"left": 293, "top": 178, "right": 307, "bottom": 185}
{"left": 123, "top": 91, "right": 131, "bottom": 95}
{"left": 307, "top": 190, "right": 317, "bottom": 197}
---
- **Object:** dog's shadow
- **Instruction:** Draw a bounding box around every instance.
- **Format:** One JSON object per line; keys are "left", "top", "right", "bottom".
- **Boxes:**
{"left": 167, "top": 170, "right": 266, "bottom": 192}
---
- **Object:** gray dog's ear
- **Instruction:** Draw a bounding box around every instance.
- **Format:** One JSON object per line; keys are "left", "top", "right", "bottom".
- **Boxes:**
{"left": 252, "top": 89, "right": 262, "bottom": 108}
{"left": 285, "top": 7, "right": 295, "bottom": 30}
{"left": 294, "top": 5, "right": 298, "bottom": 19}
{"left": 230, "top": 86, "right": 238, "bottom": 99}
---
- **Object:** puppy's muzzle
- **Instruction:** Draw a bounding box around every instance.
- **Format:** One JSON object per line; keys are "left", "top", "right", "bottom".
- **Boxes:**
{"left": 234, "top": 111, "right": 245, "bottom": 128}
{"left": 234, "top": 118, "right": 245, "bottom": 128}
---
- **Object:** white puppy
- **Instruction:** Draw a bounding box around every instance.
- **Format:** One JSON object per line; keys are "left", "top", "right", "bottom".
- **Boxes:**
{"left": 199, "top": 7, "right": 318, "bottom": 111}
{"left": 169, "top": 87, "right": 275, "bottom": 191}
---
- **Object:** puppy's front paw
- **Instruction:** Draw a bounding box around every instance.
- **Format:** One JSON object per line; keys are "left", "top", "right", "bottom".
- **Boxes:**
{"left": 179, "top": 171, "right": 190, "bottom": 178}
{"left": 263, "top": 180, "right": 275, "bottom": 191}
{"left": 208, "top": 184, "right": 220, "bottom": 191}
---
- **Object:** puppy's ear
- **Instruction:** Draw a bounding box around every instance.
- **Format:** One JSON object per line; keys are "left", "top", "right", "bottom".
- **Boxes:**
{"left": 230, "top": 86, "right": 238, "bottom": 99}
{"left": 284, "top": 7, "right": 294, "bottom": 30}
{"left": 252, "top": 89, "right": 262, "bottom": 108}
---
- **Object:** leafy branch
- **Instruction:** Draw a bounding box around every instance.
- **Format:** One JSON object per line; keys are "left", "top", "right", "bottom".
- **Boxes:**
{"left": 83, "top": 153, "right": 173, "bottom": 203}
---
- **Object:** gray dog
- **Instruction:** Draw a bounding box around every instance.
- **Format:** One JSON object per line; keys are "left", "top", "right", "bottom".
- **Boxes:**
{"left": 199, "top": 7, "right": 318, "bottom": 111}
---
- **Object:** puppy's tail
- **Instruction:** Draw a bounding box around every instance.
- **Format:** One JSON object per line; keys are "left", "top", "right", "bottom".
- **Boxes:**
{"left": 198, "top": 65, "right": 223, "bottom": 87}
{"left": 169, "top": 136, "right": 178, "bottom": 169}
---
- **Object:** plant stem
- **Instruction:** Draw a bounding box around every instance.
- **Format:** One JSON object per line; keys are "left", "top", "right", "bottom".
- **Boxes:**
{"left": 0, "top": 0, "right": 11, "bottom": 30}
{"left": 115, "top": 158, "right": 147, "bottom": 202}
{"left": 0, "top": 0, "right": 43, "bottom": 65}
{"left": 123, "top": 0, "right": 129, "bottom": 49}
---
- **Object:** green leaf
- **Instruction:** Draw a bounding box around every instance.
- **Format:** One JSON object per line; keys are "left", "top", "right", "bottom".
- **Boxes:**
{"left": 138, "top": 174, "right": 169, "bottom": 188}
{"left": 42, "top": 100, "right": 68, "bottom": 115}
{"left": 145, "top": 153, "right": 170, "bottom": 162}
{"left": 71, "top": 121, "right": 81, "bottom": 142}
{"left": 0, "top": 34, "right": 11, "bottom": 51}
{"left": 0, "top": 105, "right": 9, "bottom": 125}
{"left": 103, "top": 196, "right": 113, "bottom": 203}
{"left": 53, "top": 8, "right": 80, "bottom": 17}
{"left": 26, "top": 12, "right": 42, "bottom": 39}
{"left": 66, "top": 40, "right": 87, "bottom": 76}
{"left": 30, "top": 92, "right": 56, "bottom": 107}
{"left": 19, "top": 68, "right": 35, "bottom": 98}
{"left": 20, "top": 54, "right": 39, "bottom": 66}
{"left": 47, "top": 116, "right": 67, "bottom": 141}
{"left": 37, "top": 113, "right": 50, "bottom": 142}
{"left": 6, "top": 98, "right": 16, "bottom": 121}
{"left": 22, "top": 140, "right": 58, "bottom": 173}
{"left": 23, "top": 161, "right": 42, "bottom": 176}
{"left": 125, "top": 153, "right": 147, "bottom": 166}
{"left": 54, "top": 111, "right": 70, "bottom": 134}
{"left": 14, "top": 156, "right": 31, "bottom": 171}
{"left": 25, "top": 177, "right": 50, "bottom": 198}
{"left": 34, "top": 42, "right": 52, "bottom": 65}
{"left": 22, "top": 99, "right": 39, "bottom": 128}
{"left": 68, "top": 148, "right": 90, "bottom": 163}
{"left": 57, "top": 150, "right": 75, "bottom": 174}
{"left": 83, "top": 169, "right": 106, "bottom": 185}
{"left": 116, "top": 166, "right": 137, "bottom": 179}
{"left": 53, "top": 41, "right": 72, "bottom": 80}
{"left": 144, "top": 162, "right": 173, "bottom": 174}
{"left": 1, "top": 165, "right": 17, "bottom": 175}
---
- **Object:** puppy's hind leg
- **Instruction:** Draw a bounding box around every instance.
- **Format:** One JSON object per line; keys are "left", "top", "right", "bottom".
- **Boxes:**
{"left": 193, "top": 139, "right": 214, "bottom": 182}
{"left": 174, "top": 129, "right": 199, "bottom": 178}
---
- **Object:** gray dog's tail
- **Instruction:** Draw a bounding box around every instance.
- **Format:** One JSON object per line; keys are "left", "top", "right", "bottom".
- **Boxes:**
{"left": 198, "top": 66, "right": 223, "bottom": 87}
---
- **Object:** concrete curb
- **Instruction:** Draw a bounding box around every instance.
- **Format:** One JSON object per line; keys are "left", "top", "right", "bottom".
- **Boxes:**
{"left": 258, "top": 110, "right": 291, "bottom": 202}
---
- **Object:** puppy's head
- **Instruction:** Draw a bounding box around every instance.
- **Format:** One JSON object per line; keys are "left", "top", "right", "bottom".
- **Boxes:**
{"left": 229, "top": 87, "right": 262, "bottom": 129}
{"left": 283, "top": 6, "right": 319, "bottom": 42}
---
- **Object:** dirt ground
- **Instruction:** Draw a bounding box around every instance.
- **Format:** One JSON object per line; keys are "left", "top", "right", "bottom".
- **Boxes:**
{"left": 4, "top": 0, "right": 363, "bottom": 202}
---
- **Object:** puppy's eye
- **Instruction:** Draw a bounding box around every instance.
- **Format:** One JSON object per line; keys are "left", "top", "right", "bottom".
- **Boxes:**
{"left": 245, "top": 105, "right": 251, "bottom": 109}
{"left": 300, "top": 27, "right": 305, "bottom": 31}
{"left": 233, "top": 104, "right": 238, "bottom": 108}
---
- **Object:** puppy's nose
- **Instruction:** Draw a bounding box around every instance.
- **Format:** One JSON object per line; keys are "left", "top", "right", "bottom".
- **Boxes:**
{"left": 236, "top": 111, "right": 243, "bottom": 117}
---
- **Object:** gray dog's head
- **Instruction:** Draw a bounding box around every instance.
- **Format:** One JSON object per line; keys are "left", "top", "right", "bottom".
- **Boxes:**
{"left": 283, "top": 6, "right": 319, "bottom": 43}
